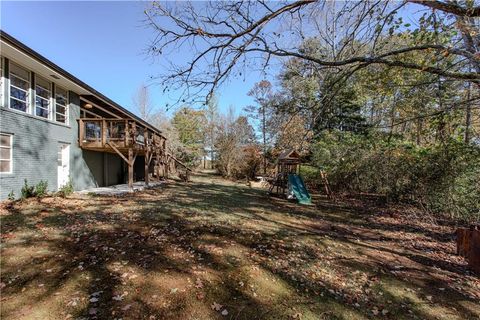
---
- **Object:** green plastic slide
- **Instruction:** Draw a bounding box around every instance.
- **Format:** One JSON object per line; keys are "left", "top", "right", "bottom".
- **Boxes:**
{"left": 288, "top": 174, "right": 312, "bottom": 205}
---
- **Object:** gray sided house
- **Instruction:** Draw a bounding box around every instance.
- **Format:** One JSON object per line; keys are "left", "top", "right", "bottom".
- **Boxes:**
{"left": 0, "top": 31, "right": 175, "bottom": 200}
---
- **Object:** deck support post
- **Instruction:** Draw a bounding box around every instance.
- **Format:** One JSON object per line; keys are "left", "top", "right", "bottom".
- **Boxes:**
{"left": 165, "top": 155, "right": 169, "bottom": 179}
{"left": 145, "top": 148, "right": 150, "bottom": 187}
{"left": 161, "top": 152, "right": 165, "bottom": 179}
{"left": 144, "top": 129, "right": 149, "bottom": 187}
{"left": 78, "top": 117, "right": 170, "bottom": 190}
{"left": 155, "top": 149, "right": 160, "bottom": 179}
{"left": 128, "top": 147, "right": 134, "bottom": 191}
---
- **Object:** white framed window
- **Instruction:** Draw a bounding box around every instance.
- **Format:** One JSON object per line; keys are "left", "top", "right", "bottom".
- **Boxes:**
{"left": 35, "top": 75, "right": 51, "bottom": 119}
{"left": 0, "top": 56, "right": 4, "bottom": 107}
{"left": 55, "top": 86, "right": 68, "bottom": 124}
{"left": 9, "top": 63, "right": 30, "bottom": 113}
{"left": 0, "top": 133, "right": 12, "bottom": 174}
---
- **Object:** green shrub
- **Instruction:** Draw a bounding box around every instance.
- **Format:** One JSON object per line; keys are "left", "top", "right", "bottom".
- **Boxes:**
{"left": 20, "top": 179, "right": 50, "bottom": 198}
{"left": 299, "top": 165, "right": 322, "bottom": 189}
{"left": 21, "top": 179, "right": 35, "bottom": 199}
{"left": 7, "top": 190, "right": 15, "bottom": 201}
{"left": 311, "top": 130, "right": 480, "bottom": 222}
{"left": 58, "top": 179, "right": 74, "bottom": 198}
{"left": 34, "top": 180, "right": 49, "bottom": 197}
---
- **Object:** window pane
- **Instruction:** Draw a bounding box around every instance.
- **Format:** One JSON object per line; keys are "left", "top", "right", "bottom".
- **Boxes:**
{"left": 36, "top": 85, "right": 50, "bottom": 99}
{"left": 11, "top": 75, "right": 29, "bottom": 90}
{"left": 36, "top": 97, "right": 49, "bottom": 108}
{"left": 0, "top": 147, "right": 10, "bottom": 159}
{"left": 36, "top": 76, "right": 49, "bottom": 89}
{"left": 56, "top": 103, "right": 67, "bottom": 123}
{"left": 11, "top": 87, "right": 27, "bottom": 101}
{"left": 56, "top": 113, "right": 66, "bottom": 123}
{"left": 56, "top": 104, "right": 65, "bottom": 114}
{"left": 36, "top": 106, "right": 49, "bottom": 118}
{"left": 56, "top": 104, "right": 67, "bottom": 114}
{"left": 10, "top": 98, "right": 27, "bottom": 112}
{"left": 0, "top": 134, "right": 10, "bottom": 146}
{"left": 55, "top": 87, "right": 67, "bottom": 105}
{"left": 56, "top": 95, "right": 67, "bottom": 105}
{"left": 0, "top": 160, "right": 10, "bottom": 173}
{"left": 10, "top": 63, "right": 29, "bottom": 83}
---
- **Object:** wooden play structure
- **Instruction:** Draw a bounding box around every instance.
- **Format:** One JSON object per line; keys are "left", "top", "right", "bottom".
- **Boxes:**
{"left": 269, "top": 150, "right": 301, "bottom": 196}
{"left": 269, "top": 150, "right": 311, "bottom": 204}
{"left": 269, "top": 149, "right": 333, "bottom": 202}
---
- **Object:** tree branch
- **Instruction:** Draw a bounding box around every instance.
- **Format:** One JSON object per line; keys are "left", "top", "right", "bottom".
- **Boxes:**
{"left": 407, "top": 0, "right": 480, "bottom": 17}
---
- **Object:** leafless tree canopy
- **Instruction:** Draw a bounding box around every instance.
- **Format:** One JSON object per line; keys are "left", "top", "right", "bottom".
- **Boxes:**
{"left": 145, "top": 0, "right": 480, "bottom": 104}
{"left": 132, "top": 83, "right": 154, "bottom": 121}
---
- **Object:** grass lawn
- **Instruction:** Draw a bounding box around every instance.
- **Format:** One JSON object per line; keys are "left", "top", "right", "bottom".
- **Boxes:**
{"left": 1, "top": 171, "right": 479, "bottom": 320}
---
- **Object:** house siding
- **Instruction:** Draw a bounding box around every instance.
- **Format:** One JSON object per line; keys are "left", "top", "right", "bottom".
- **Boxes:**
{"left": 0, "top": 33, "right": 151, "bottom": 200}
{"left": 0, "top": 91, "right": 102, "bottom": 199}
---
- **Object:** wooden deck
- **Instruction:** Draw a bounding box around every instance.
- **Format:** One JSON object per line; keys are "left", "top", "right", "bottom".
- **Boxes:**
{"left": 78, "top": 118, "right": 191, "bottom": 190}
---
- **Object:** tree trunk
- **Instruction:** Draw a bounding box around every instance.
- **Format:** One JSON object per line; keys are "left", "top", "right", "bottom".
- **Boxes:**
{"left": 416, "top": 119, "right": 422, "bottom": 146}
{"left": 211, "top": 148, "right": 214, "bottom": 169}
{"left": 262, "top": 104, "right": 267, "bottom": 175}
{"left": 465, "top": 80, "right": 472, "bottom": 144}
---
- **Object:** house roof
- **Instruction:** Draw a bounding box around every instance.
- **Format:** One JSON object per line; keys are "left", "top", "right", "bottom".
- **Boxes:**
{"left": 0, "top": 30, "right": 164, "bottom": 138}
{"left": 278, "top": 149, "right": 301, "bottom": 162}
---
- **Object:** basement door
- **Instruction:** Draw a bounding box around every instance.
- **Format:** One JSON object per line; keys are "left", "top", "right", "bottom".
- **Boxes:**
{"left": 57, "top": 143, "right": 70, "bottom": 189}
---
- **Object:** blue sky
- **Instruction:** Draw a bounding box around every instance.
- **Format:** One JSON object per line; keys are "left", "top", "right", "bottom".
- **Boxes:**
{"left": 1, "top": 1, "right": 425, "bottom": 119}
{"left": 0, "top": 1, "right": 260, "bottom": 117}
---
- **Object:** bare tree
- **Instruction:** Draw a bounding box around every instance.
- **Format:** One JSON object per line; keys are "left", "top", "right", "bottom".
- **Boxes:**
{"left": 216, "top": 107, "right": 256, "bottom": 178}
{"left": 132, "top": 83, "right": 154, "bottom": 121}
{"left": 205, "top": 94, "right": 219, "bottom": 167}
{"left": 144, "top": 0, "right": 480, "bottom": 105}
{"left": 245, "top": 80, "right": 273, "bottom": 175}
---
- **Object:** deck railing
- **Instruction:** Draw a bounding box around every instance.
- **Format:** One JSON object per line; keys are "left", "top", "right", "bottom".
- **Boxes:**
{"left": 78, "top": 117, "right": 191, "bottom": 189}
{"left": 107, "top": 119, "right": 126, "bottom": 141}
{"left": 78, "top": 118, "right": 164, "bottom": 151}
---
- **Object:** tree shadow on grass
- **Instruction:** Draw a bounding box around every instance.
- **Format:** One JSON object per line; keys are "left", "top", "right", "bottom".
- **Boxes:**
{"left": 1, "top": 173, "right": 478, "bottom": 319}
{"left": 1, "top": 199, "right": 317, "bottom": 319}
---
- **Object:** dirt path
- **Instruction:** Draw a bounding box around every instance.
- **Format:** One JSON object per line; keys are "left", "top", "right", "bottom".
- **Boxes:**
{"left": 1, "top": 171, "right": 479, "bottom": 319}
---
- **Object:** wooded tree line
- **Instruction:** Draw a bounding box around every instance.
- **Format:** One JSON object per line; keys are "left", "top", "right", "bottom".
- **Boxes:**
{"left": 132, "top": 86, "right": 260, "bottom": 179}
{"left": 139, "top": 1, "right": 480, "bottom": 221}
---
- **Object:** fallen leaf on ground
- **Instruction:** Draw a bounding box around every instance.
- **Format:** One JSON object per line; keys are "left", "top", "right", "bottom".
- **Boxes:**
{"left": 122, "top": 304, "right": 132, "bottom": 311}
{"left": 211, "top": 302, "right": 223, "bottom": 311}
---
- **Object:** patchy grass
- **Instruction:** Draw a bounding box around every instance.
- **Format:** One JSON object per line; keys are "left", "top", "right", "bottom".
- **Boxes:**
{"left": 1, "top": 171, "right": 479, "bottom": 320}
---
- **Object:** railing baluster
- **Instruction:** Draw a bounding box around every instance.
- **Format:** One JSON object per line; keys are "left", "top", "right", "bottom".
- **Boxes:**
{"left": 125, "top": 120, "right": 129, "bottom": 146}
{"left": 102, "top": 119, "right": 107, "bottom": 146}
